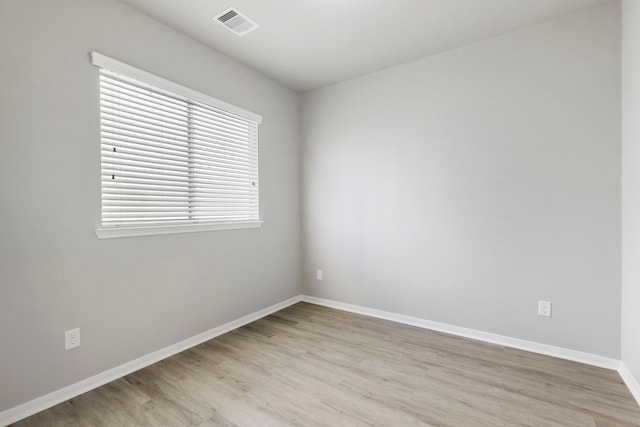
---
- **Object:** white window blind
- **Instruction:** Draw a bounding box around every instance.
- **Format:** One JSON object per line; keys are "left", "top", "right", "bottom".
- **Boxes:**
{"left": 91, "top": 52, "right": 262, "bottom": 238}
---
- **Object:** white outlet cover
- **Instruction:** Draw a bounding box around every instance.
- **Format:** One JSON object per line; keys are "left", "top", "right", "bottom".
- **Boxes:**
{"left": 65, "top": 328, "right": 81, "bottom": 350}
{"left": 316, "top": 269, "right": 323, "bottom": 280}
{"left": 538, "top": 301, "right": 552, "bottom": 317}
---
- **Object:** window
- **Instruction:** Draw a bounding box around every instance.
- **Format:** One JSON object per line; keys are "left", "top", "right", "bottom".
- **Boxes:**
{"left": 91, "top": 53, "right": 262, "bottom": 239}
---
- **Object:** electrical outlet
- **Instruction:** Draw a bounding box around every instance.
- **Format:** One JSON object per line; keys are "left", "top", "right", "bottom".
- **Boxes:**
{"left": 538, "top": 301, "right": 552, "bottom": 317}
{"left": 65, "top": 328, "right": 81, "bottom": 350}
{"left": 316, "top": 269, "right": 323, "bottom": 280}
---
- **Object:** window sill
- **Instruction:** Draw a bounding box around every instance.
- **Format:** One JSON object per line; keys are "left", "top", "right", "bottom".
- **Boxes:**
{"left": 95, "top": 221, "right": 263, "bottom": 239}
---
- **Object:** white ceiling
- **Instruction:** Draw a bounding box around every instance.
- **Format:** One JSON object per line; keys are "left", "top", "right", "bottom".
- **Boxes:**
{"left": 118, "top": 0, "right": 613, "bottom": 92}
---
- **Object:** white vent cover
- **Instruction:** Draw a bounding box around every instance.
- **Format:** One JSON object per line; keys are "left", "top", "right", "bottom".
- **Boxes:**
{"left": 214, "top": 7, "right": 259, "bottom": 36}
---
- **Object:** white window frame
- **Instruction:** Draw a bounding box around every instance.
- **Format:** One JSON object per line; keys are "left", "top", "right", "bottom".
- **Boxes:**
{"left": 91, "top": 52, "right": 263, "bottom": 239}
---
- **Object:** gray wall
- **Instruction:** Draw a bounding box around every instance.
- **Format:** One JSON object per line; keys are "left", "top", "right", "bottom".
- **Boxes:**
{"left": 301, "top": 3, "right": 621, "bottom": 358}
{"left": 0, "top": 0, "right": 301, "bottom": 412}
{"left": 622, "top": 0, "right": 640, "bottom": 387}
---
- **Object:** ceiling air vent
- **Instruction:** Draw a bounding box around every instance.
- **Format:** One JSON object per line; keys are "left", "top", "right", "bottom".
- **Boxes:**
{"left": 214, "top": 7, "right": 259, "bottom": 36}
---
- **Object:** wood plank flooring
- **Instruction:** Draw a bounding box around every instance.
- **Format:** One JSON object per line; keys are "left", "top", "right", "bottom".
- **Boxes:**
{"left": 12, "top": 302, "right": 640, "bottom": 426}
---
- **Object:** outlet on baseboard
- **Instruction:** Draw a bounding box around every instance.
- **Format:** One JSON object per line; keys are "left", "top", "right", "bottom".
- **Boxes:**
{"left": 65, "top": 328, "right": 81, "bottom": 350}
{"left": 316, "top": 269, "right": 323, "bottom": 280}
{"left": 538, "top": 301, "right": 552, "bottom": 317}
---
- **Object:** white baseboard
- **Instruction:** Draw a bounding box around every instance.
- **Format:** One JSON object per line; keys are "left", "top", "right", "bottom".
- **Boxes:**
{"left": 303, "top": 295, "right": 640, "bottom": 407}
{"left": 619, "top": 362, "right": 640, "bottom": 406}
{"left": 0, "top": 295, "right": 302, "bottom": 427}
{"left": 300, "top": 295, "right": 621, "bottom": 371}
{"left": 2, "top": 294, "right": 637, "bottom": 426}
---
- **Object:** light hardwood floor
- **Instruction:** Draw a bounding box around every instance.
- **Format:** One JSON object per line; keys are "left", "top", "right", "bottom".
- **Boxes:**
{"left": 12, "top": 302, "right": 640, "bottom": 426}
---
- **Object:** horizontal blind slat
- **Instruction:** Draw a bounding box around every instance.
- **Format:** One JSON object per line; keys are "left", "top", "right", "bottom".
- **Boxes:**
{"left": 190, "top": 112, "right": 249, "bottom": 136}
{"left": 102, "top": 181, "right": 253, "bottom": 193}
{"left": 104, "top": 206, "right": 254, "bottom": 213}
{"left": 101, "top": 107, "right": 189, "bottom": 132}
{"left": 102, "top": 134, "right": 251, "bottom": 161}
{"left": 101, "top": 144, "right": 253, "bottom": 167}
{"left": 101, "top": 118, "right": 190, "bottom": 142}
{"left": 102, "top": 126, "right": 256, "bottom": 159}
{"left": 102, "top": 199, "right": 254, "bottom": 206}
{"left": 103, "top": 164, "right": 252, "bottom": 182}
{"left": 100, "top": 73, "right": 189, "bottom": 108}
{"left": 101, "top": 217, "right": 254, "bottom": 226}
{"left": 101, "top": 147, "right": 252, "bottom": 172}
{"left": 190, "top": 102, "right": 249, "bottom": 128}
{"left": 190, "top": 127, "right": 251, "bottom": 146}
{"left": 100, "top": 92, "right": 189, "bottom": 121}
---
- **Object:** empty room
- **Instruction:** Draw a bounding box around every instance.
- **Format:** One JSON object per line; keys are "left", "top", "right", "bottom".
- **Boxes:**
{"left": 2, "top": 0, "right": 640, "bottom": 425}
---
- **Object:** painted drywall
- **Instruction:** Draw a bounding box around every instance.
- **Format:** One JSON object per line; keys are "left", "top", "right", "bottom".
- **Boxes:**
{"left": 302, "top": 3, "right": 621, "bottom": 358}
{"left": 0, "top": 0, "right": 301, "bottom": 412}
{"left": 622, "top": 0, "right": 640, "bottom": 388}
